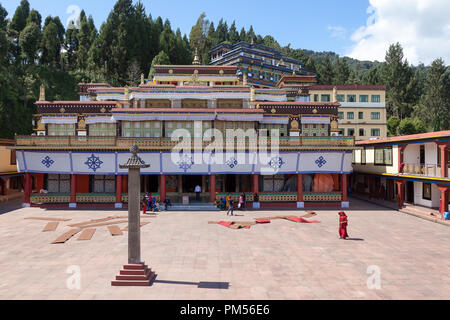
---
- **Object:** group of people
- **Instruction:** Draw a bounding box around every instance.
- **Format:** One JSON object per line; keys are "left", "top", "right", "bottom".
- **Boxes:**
{"left": 141, "top": 193, "right": 172, "bottom": 214}
{"left": 215, "top": 192, "right": 249, "bottom": 216}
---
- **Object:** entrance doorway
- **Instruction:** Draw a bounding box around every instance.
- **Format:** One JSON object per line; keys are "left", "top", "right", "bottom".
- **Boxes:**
{"left": 141, "top": 175, "right": 159, "bottom": 193}
{"left": 406, "top": 181, "right": 414, "bottom": 203}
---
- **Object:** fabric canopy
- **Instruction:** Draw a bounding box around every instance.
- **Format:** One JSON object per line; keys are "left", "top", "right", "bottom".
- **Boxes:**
{"left": 112, "top": 114, "right": 216, "bottom": 122}
{"left": 260, "top": 117, "right": 289, "bottom": 125}
{"left": 301, "top": 117, "right": 331, "bottom": 124}
{"left": 41, "top": 115, "right": 78, "bottom": 124}
{"left": 85, "top": 116, "right": 117, "bottom": 124}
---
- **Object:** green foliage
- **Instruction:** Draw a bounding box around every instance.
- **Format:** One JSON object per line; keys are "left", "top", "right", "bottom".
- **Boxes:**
{"left": 397, "top": 118, "right": 427, "bottom": 135}
{"left": 387, "top": 116, "right": 401, "bottom": 136}
{"left": 318, "top": 56, "right": 334, "bottom": 84}
{"left": 149, "top": 51, "right": 170, "bottom": 78}
{"left": 19, "top": 22, "right": 40, "bottom": 64}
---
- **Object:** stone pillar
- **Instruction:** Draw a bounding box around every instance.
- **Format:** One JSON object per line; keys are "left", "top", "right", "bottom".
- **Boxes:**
{"left": 209, "top": 174, "right": 216, "bottom": 203}
{"left": 297, "top": 174, "right": 304, "bottom": 208}
{"left": 252, "top": 174, "right": 260, "bottom": 209}
{"left": 438, "top": 185, "right": 449, "bottom": 218}
{"left": 341, "top": 174, "right": 349, "bottom": 208}
{"left": 438, "top": 143, "right": 448, "bottom": 178}
{"left": 398, "top": 145, "right": 407, "bottom": 173}
{"left": 178, "top": 175, "right": 183, "bottom": 193}
{"left": 396, "top": 180, "right": 405, "bottom": 209}
{"left": 128, "top": 168, "right": 141, "bottom": 264}
{"left": 115, "top": 175, "right": 123, "bottom": 208}
{"left": 160, "top": 174, "right": 166, "bottom": 202}
{"left": 23, "top": 173, "right": 31, "bottom": 207}
{"left": 69, "top": 174, "right": 77, "bottom": 208}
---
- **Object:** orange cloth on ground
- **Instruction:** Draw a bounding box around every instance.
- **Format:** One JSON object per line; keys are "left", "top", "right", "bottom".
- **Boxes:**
{"left": 312, "top": 174, "right": 334, "bottom": 193}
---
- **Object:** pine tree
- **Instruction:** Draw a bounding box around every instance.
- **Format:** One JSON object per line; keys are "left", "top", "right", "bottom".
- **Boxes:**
{"left": 40, "top": 19, "right": 62, "bottom": 67}
{"left": 10, "top": 0, "right": 30, "bottom": 35}
{"left": 318, "top": 56, "right": 334, "bottom": 84}
{"left": 19, "top": 22, "right": 40, "bottom": 64}
{"left": 418, "top": 58, "right": 450, "bottom": 131}
{"left": 189, "top": 13, "right": 210, "bottom": 64}
{"left": 239, "top": 27, "right": 246, "bottom": 42}
{"left": 333, "top": 57, "right": 350, "bottom": 84}
{"left": 229, "top": 21, "right": 239, "bottom": 44}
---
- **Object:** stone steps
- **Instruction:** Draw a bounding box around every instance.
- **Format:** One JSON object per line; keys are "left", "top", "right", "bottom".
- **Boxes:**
{"left": 111, "top": 262, "right": 155, "bottom": 286}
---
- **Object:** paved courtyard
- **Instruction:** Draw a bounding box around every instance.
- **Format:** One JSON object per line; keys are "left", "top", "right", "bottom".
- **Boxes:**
{"left": 0, "top": 197, "right": 449, "bottom": 300}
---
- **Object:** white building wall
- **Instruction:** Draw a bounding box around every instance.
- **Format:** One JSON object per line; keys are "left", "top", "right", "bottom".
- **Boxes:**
{"left": 425, "top": 143, "right": 438, "bottom": 165}
{"left": 413, "top": 182, "right": 442, "bottom": 209}
{"left": 404, "top": 144, "right": 420, "bottom": 164}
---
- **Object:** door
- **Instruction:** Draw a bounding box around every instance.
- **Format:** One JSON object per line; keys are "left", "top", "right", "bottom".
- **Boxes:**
{"left": 406, "top": 181, "right": 414, "bottom": 203}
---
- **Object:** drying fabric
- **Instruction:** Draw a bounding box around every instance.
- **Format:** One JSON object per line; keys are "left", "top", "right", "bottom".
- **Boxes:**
{"left": 312, "top": 173, "right": 334, "bottom": 193}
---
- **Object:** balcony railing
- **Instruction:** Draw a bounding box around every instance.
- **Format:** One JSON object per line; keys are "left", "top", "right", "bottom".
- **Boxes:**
{"left": 15, "top": 135, "right": 355, "bottom": 149}
{"left": 402, "top": 163, "right": 448, "bottom": 178}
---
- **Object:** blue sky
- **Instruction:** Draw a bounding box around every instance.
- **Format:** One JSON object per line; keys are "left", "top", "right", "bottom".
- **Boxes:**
{"left": 3, "top": 0, "right": 450, "bottom": 65}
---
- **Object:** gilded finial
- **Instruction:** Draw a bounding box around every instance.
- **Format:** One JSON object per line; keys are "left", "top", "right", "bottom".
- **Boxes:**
{"left": 192, "top": 48, "right": 201, "bottom": 65}
{"left": 39, "top": 85, "right": 45, "bottom": 101}
{"left": 140, "top": 73, "right": 145, "bottom": 85}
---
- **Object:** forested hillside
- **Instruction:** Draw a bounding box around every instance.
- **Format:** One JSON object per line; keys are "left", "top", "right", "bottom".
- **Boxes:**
{"left": 0, "top": 0, "right": 448, "bottom": 139}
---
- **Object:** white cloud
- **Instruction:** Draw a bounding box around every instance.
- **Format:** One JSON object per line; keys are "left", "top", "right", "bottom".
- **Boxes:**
{"left": 328, "top": 26, "right": 347, "bottom": 39}
{"left": 347, "top": 0, "right": 450, "bottom": 65}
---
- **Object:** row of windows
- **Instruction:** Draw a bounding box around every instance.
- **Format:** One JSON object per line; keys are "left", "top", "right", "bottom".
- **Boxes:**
{"left": 314, "top": 94, "right": 381, "bottom": 103}
{"left": 341, "top": 128, "right": 380, "bottom": 137}
{"left": 352, "top": 147, "right": 392, "bottom": 166}
{"left": 338, "top": 112, "right": 381, "bottom": 120}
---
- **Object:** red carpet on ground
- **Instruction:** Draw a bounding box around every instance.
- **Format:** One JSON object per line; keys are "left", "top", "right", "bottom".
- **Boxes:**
{"left": 287, "top": 217, "right": 320, "bottom": 223}
{"left": 255, "top": 219, "right": 271, "bottom": 224}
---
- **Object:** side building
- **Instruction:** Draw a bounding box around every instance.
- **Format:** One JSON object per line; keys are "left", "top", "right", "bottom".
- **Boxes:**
{"left": 351, "top": 131, "right": 450, "bottom": 217}
{"left": 309, "top": 85, "right": 387, "bottom": 140}
{"left": 0, "top": 139, "right": 23, "bottom": 202}
{"left": 11, "top": 64, "right": 356, "bottom": 210}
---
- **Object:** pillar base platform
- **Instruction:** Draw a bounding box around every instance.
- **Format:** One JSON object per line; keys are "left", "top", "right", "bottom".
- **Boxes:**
{"left": 341, "top": 201, "right": 350, "bottom": 208}
{"left": 111, "top": 262, "right": 156, "bottom": 286}
{"left": 114, "top": 203, "right": 123, "bottom": 209}
{"left": 69, "top": 203, "right": 77, "bottom": 208}
{"left": 297, "top": 202, "right": 305, "bottom": 209}
{"left": 22, "top": 203, "right": 31, "bottom": 208}
{"left": 252, "top": 202, "right": 260, "bottom": 209}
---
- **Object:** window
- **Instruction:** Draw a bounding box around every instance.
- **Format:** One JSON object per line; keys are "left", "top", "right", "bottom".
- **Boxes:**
{"left": 422, "top": 183, "right": 432, "bottom": 200}
{"left": 359, "top": 95, "right": 369, "bottom": 102}
{"left": 375, "top": 147, "right": 393, "bottom": 166}
{"left": 89, "top": 123, "right": 116, "bottom": 136}
{"left": 358, "top": 112, "right": 364, "bottom": 120}
{"left": 361, "top": 148, "right": 366, "bottom": 165}
{"left": 46, "top": 174, "right": 70, "bottom": 193}
{"left": 48, "top": 124, "right": 75, "bottom": 136}
{"left": 314, "top": 94, "right": 319, "bottom": 102}
{"left": 359, "top": 128, "right": 365, "bottom": 137}
{"left": 371, "top": 128, "right": 381, "bottom": 136}
{"left": 347, "top": 95, "right": 356, "bottom": 102}
{"left": 348, "top": 128, "right": 355, "bottom": 136}
{"left": 347, "top": 112, "right": 354, "bottom": 120}
{"left": 338, "top": 112, "right": 344, "bottom": 120}
{"left": 371, "top": 95, "right": 381, "bottom": 102}
{"left": 10, "top": 150, "right": 16, "bottom": 165}
{"left": 352, "top": 151, "right": 356, "bottom": 164}
{"left": 321, "top": 94, "right": 330, "bottom": 102}
{"left": 337, "top": 95, "right": 345, "bottom": 102}
{"left": 92, "top": 175, "right": 115, "bottom": 193}
{"left": 371, "top": 112, "right": 381, "bottom": 120}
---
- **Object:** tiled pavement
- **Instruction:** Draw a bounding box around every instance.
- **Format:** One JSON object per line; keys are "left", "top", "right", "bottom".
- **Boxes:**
{"left": 0, "top": 197, "right": 449, "bottom": 300}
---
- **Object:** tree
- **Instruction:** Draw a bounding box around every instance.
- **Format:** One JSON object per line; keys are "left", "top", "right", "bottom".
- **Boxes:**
{"left": 229, "top": 21, "right": 239, "bottom": 44}
{"left": 189, "top": 13, "right": 210, "bottom": 64}
{"left": 40, "top": 20, "right": 61, "bottom": 67}
{"left": 346, "top": 69, "right": 361, "bottom": 85}
{"left": 126, "top": 59, "right": 141, "bottom": 86}
{"left": 10, "top": 0, "right": 30, "bottom": 35}
{"left": 417, "top": 58, "right": 450, "bottom": 131}
{"left": 148, "top": 50, "right": 170, "bottom": 78}
{"left": 387, "top": 116, "right": 400, "bottom": 136}
{"left": 19, "top": 22, "right": 40, "bottom": 64}
{"left": 362, "top": 66, "right": 382, "bottom": 85}
{"left": 0, "top": 4, "right": 7, "bottom": 30}
{"left": 397, "top": 118, "right": 427, "bottom": 135}
{"left": 318, "top": 56, "right": 334, "bottom": 84}
{"left": 333, "top": 57, "right": 350, "bottom": 84}
{"left": 381, "top": 43, "right": 416, "bottom": 119}
{"left": 26, "top": 9, "right": 41, "bottom": 28}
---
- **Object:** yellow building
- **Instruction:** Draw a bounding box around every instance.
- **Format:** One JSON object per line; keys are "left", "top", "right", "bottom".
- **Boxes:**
{"left": 309, "top": 85, "right": 387, "bottom": 140}
{"left": 0, "top": 139, "right": 23, "bottom": 202}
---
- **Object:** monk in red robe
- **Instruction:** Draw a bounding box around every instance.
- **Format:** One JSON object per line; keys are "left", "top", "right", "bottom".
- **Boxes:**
{"left": 338, "top": 211, "right": 349, "bottom": 239}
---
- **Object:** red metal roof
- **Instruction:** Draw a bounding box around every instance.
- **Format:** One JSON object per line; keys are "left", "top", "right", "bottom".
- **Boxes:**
{"left": 357, "top": 131, "right": 450, "bottom": 145}
{"left": 309, "top": 85, "right": 386, "bottom": 90}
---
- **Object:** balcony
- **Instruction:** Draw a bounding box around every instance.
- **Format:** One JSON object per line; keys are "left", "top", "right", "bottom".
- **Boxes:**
{"left": 14, "top": 135, "right": 355, "bottom": 150}
{"left": 402, "top": 163, "right": 449, "bottom": 178}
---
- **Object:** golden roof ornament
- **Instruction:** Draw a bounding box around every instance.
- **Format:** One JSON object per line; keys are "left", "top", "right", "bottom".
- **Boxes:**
{"left": 250, "top": 86, "right": 255, "bottom": 102}
{"left": 192, "top": 48, "right": 201, "bottom": 65}
{"left": 39, "top": 85, "right": 45, "bottom": 101}
{"left": 243, "top": 73, "right": 248, "bottom": 86}
{"left": 60, "top": 107, "right": 66, "bottom": 113}
{"left": 140, "top": 73, "right": 145, "bottom": 85}
{"left": 124, "top": 86, "right": 129, "bottom": 101}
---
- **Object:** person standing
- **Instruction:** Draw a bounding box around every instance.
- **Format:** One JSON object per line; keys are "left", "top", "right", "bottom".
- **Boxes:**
{"left": 227, "top": 197, "right": 234, "bottom": 216}
{"left": 226, "top": 193, "right": 231, "bottom": 208}
{"left": 195, "top": 184, "right": 201, "bottom": 201}
{"left": 338, "top": 211, "right": 349, "bottom": 239}
{"left": 239, "top": 193, "right": 245, "bottom": 211}
{"left": 142, "top": 195, "right": 147, "bottom": 215}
